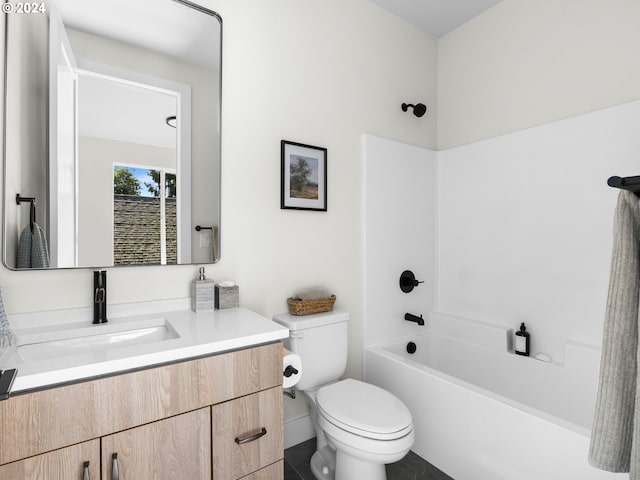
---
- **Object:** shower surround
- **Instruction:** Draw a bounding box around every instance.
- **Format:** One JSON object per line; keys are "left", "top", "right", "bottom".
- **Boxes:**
{"left": 363, "top": 100, "right": 640, "bottom": 478}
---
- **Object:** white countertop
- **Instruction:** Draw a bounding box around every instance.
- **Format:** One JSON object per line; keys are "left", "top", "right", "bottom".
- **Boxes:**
{"left": 0, "top": 303, "right": 289, "bottom": 394}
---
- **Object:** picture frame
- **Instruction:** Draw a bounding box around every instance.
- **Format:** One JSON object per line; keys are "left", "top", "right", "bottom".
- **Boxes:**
{"left": 281, "top": 140, "right": 327, "bottom": 211}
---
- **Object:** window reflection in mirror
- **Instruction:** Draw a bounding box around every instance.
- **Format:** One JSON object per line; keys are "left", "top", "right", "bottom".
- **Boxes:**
{"left": 113, "top": 166, "right": 178, "bottom": 266}
{"left": 3, "top": 0, "right": 221, "bottom": 269}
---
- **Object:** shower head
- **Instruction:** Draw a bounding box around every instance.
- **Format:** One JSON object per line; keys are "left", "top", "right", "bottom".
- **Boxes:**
{"left": 401, "top": 103, "right": 427, "bottom": 118}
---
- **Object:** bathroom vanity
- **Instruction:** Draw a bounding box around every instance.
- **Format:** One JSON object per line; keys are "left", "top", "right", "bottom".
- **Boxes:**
{"left": 0, "top": 307, "right": 288, "bottom": 480}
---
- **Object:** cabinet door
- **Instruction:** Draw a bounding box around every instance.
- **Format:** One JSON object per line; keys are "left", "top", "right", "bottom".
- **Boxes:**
{"left": 238, "top": 460, "right": 284, "bottom": 479}
{"left": 0, "top": 439, "right": 99, "bottom": 479}
{"left": 102, "top": 407, "right": 211, "bottom": 480}
{"left": 212, "top": 386, "right": 283, "bottom": 480}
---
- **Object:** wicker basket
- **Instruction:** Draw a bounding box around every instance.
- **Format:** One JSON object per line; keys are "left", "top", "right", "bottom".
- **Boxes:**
{"left": 287, "top": 295, "right": 336, "bottom": 316}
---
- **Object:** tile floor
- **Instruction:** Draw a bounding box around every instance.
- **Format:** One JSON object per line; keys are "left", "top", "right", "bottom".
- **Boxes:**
{"left": 284, "top": 438, "right": 454, "bottom": 480}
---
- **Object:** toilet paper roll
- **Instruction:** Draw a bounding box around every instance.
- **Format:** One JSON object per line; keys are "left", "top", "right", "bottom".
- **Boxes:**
{"left": 283, "top": 353, "right": 302, "bottom": 389}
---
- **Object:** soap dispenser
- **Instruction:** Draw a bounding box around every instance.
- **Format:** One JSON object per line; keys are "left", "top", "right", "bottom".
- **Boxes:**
{"left": 191, "top": 267, "right": 215, "bottom": 312}
{"left": 515, "top": 322, "right": 530, "bottom": 356}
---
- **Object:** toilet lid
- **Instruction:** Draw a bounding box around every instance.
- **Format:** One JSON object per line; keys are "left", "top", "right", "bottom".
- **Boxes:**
{"left": 316, "top": 379, "right": 412, "bottom": 440}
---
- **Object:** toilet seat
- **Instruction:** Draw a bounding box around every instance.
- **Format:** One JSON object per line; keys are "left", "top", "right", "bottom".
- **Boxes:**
{"left": 316, "top": 378, "right": 413, "bottom": 441}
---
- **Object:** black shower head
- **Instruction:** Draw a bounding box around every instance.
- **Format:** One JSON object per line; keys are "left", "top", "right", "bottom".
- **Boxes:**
{"left": 401, "top": 102, "right": 427, "bottom": 118}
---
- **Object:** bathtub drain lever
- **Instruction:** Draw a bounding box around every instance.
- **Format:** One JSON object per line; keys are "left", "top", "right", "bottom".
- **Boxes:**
{"left": 404, "top": 313, "right": 424, "bottom": 326}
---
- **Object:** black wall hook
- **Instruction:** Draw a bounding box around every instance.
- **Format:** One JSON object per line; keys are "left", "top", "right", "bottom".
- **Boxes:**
{"left": 16, "top": 194, "right": 36, "bottom": 231}
{"left": 400, "top": 270, "right": 424, "bottom": 293}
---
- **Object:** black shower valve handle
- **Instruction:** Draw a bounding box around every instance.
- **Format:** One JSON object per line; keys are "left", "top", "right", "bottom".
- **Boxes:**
{"left": 399, "top": 270, "right": 424, "bottom": 293}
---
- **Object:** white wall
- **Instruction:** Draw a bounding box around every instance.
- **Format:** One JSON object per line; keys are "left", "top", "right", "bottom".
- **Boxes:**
{"left": 437, "top": 0, "right": 640, "bottom": 149}
{"left": 436, "top": 0, "right": 640, "bottom": 362}
{"left": 438, "top": 100, "right": 640, "bottom": 363}
{"left": 0, "top": 0, "right": 437, "bottom": 424}
{"left": 363, "top": 134, "right": 436, "bottom": 348}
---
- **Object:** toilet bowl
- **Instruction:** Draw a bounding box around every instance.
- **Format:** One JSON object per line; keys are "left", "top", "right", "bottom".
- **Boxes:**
{"left": 273, "top": 310, "right": 414, "bottom": 480}
{"left": 316, "top": 379, "right": 414, "bottom": 480}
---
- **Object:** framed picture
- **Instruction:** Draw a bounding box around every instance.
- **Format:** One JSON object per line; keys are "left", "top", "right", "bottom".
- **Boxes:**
{"left": 281, "top": 140, "right": 327, "bottom": 211}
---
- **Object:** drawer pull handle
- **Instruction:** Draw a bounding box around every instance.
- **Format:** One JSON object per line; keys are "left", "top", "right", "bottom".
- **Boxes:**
{"left": 112, "top": 453, "right": 119, "bottom": 480}
{"left": 83, "top": 461, "right": 90, "bottom": 480}
{"left": 235, "top": 427, "right": 267, "bottom": 444}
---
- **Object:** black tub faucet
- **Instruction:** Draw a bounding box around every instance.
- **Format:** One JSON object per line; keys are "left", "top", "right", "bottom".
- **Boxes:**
{"left": 404, "top": 312, "right": 424, "bottom": 326}
{"left": 93, "top": 270, "right": 108, "bottom": 324}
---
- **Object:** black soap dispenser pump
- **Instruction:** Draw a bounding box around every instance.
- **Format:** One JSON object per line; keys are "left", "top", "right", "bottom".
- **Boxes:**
{"left": 515, "top": 322, "right": 530, "bottom": 356}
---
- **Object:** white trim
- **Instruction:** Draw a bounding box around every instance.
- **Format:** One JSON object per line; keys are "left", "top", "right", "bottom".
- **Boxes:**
{"left": 284, "top": 414, "right": 315, "bottom": 450}
{"left": 49, "top": 6, "right": 79, "bottom": 268}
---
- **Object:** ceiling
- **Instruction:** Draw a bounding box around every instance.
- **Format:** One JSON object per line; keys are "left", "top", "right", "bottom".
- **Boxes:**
{"left": 370, "top": 0, "right": 503, "bottom": 38}
{"left": 50, "top": 0, "right": 220, "bottom": 68}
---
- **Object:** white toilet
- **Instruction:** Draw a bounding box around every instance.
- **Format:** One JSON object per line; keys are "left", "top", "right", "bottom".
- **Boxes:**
{"left": 274, "top": 310, "right": 414, "bottom": 480}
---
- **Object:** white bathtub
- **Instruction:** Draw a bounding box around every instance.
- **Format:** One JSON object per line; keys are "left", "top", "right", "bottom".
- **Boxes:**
{"left": 365, "top": 329, "right": 627, "bottom": 480}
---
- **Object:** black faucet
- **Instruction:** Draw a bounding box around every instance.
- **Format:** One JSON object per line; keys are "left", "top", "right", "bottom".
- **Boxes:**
{"left": 404, "top": 312, "right": 424, "bottom": 326}
{"left": 93, "top": 270, "right": 108, "bottom": 324}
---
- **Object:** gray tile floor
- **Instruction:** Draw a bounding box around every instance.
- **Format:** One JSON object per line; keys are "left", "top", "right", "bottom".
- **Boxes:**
{"left": 284, "top": 438, "right": 454, "bottom": 480}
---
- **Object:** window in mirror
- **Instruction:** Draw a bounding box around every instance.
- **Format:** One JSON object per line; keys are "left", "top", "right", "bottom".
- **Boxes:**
{"left": 113, "top": 166, "right": 177, "bottom": 266}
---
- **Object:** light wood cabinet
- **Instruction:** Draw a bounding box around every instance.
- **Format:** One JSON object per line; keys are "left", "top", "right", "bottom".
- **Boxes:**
{"left": 0, "top": 439, "right": 99, "bottom": 480}
{"left": 0, "top": 342, "right": 284, "bottom": 480}
{"left": 239, "top": 461, "right": 284, "bottom": 479}
{"left": 212, "top": 386, "right": 284, "bottom": 480}
{"left": 102, "top": 408, "right": 211, "bottom": 480}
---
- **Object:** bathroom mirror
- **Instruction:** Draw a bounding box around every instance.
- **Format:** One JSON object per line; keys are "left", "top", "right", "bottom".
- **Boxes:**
{"left": 2, "top": 0, "right": 221, "bottom": 269}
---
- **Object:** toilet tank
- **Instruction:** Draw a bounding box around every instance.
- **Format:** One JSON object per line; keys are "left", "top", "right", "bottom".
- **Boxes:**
{"left": 273, "top": 310, "right": 349, "bottom": 391}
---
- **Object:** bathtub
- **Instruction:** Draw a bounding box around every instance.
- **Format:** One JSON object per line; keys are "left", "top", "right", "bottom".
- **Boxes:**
{"left": 365, "top": 324, "right": 627, "bottom": 480}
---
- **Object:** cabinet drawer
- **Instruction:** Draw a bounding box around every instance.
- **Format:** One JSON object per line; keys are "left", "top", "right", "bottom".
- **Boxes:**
{"left": 238, "top": 460, "right": 284, "bottom": 479}
{"left": 0, "top": 439, "right": 99, "bottom": 480}
{"left": 212, "top": 386, "right": 283, "bottom": 480}
{"left": 102, "top": 407, "right": 211, "bottom": 480}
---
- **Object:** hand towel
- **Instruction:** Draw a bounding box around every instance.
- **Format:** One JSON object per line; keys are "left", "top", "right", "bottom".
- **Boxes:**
{"left": 589, "top": 190, "right": 640, "bottom": 475}
{"left": 0, "top": 286, "right": 15, "bottom": 350}
{"left": 17, "top": 222, "right": 50, "bottom": 269}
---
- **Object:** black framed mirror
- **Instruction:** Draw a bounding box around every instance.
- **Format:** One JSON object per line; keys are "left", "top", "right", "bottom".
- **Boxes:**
{"left": 3, "top": 0, "right": 221, "bottom": 269}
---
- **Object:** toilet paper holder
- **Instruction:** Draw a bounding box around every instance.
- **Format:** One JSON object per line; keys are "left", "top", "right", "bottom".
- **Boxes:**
{"left": 284, "top": 366, "right": 298, "bottom": 397}
{"left": 283, "top": 349, "right": 302, "bottom": 398}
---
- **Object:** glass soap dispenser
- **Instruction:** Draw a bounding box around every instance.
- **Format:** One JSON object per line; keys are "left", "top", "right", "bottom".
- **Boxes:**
{"left": 192, "top": 267, "right": 215, "bottom": 312}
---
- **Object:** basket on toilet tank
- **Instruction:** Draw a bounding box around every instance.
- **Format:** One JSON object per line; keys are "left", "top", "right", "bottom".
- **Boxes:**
{"left": 273, "top": 309, "right": 348, "bottom": 391}
{"left": 287, "top": 295, "right": 336, "bottom": 315}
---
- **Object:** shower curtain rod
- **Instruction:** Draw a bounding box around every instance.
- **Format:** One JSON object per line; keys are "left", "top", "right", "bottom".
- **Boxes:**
{"left": 608, "top": 176, "right": 640, "bottom": 197}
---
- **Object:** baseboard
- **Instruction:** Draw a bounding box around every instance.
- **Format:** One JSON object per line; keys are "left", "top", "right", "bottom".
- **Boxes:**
{"left": 283, "top": 414, "right": 315, "bottom": 449}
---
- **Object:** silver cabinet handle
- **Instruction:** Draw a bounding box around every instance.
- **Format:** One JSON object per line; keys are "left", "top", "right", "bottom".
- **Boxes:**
{"left": 112, "top": 453, "right": 119, "bottom": 480}
{"left": 235, "top": 427, "right": 267, "bottom": 445}
{"left": 83, "top": 461, "right": 90, "bottom": 480}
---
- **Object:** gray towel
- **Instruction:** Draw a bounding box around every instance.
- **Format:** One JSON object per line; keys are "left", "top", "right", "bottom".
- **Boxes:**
{"left": 0, "top": 286, "right": 15, "bottom": 350}
{"left": 589, "top": 190, "right": 640, "bottom": 475}
{"left": 17, "top": 222, "right": 49, "bottom": 269}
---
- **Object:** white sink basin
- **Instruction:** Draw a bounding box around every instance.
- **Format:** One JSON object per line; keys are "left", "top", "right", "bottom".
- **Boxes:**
{"left": 15, "top": 318, "right": 180, "bottom": 363}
